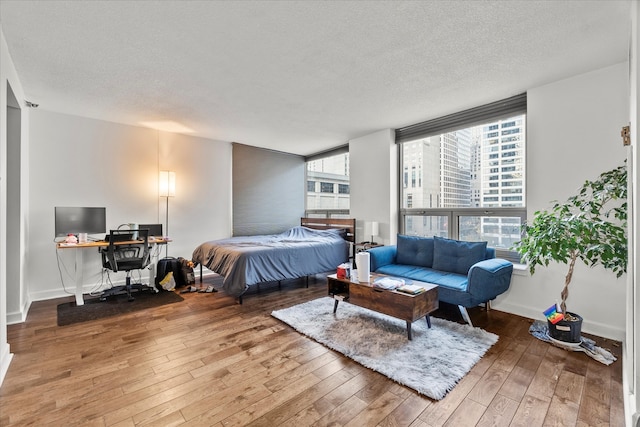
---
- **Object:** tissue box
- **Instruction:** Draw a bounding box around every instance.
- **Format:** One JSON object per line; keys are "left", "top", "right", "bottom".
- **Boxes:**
{"left": 336, "top": 263, "right": 351, "bottom": 279}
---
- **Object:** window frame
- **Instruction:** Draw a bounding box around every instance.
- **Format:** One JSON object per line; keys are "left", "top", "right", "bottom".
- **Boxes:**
{"left": 396, "top": 94, "right": 527, "bottom": 263}
{"left": 399, "top": 206, "right": 526, "bottom": 262}
{"left": 304, "top": 146, "right": 350, "bottom": 216}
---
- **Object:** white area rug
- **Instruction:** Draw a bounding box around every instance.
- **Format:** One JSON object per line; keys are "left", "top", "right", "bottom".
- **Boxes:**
{"left": 271, "top": 297, "right": 499, "bottom": 400}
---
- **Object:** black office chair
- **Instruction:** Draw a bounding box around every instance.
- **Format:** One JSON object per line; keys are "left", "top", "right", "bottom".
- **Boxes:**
{"left": 99, "top": 229, "right": 153, "bottom": 301}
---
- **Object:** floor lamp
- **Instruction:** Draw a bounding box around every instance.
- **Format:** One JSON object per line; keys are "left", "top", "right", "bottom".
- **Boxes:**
{"left": 159, "top": 170, "right": 176, "bottom": 257}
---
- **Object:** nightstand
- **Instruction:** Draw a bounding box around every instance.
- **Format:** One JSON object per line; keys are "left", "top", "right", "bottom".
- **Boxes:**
{"left": 353, "top": 242, "right": 384, "bottom": 269}
{"left": 354, "top": 242, "right": 384, "bottom": 252}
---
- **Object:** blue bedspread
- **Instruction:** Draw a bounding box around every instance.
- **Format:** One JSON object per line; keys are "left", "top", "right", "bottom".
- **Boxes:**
{"left": 192, "top": 226, "right": 349, "bottom": 297}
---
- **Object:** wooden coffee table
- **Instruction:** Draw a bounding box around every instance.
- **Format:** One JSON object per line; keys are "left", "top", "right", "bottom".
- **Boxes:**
{"left": 327, "top": 273, "right": 438, "bottom": 340}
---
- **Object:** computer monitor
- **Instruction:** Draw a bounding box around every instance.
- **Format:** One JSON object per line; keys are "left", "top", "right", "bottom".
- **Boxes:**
{"left": 54, "top": 207, "right": 106, "bottom": 237}
{"left": 139, "top": 223, "right": 163, "bottom": 237}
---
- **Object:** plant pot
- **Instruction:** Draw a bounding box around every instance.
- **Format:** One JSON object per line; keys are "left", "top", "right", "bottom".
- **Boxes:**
{"left": 547, "top": 312, "right": 583, "bottom": 343}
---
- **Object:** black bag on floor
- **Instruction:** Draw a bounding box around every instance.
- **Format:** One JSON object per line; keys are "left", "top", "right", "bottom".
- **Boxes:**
{"left": 178, "top": 257, "right": 196, "bottom": 286}
{"left": 155, "top": 257, "right": 182, "bottom": 290}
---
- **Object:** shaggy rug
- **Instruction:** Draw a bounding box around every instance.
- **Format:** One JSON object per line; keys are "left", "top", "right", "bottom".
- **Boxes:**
{"left": 271, "top": 297, "right": 499, "bottom": 400}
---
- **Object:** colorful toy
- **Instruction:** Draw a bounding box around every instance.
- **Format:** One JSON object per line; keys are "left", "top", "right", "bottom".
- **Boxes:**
{"left": 543, "top": 304, "right": 564, "bottom": 324}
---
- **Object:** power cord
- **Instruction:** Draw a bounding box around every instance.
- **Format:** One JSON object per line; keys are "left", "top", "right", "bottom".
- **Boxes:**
{"left": 54, "top": 240, "right": 77, "bottom": 296}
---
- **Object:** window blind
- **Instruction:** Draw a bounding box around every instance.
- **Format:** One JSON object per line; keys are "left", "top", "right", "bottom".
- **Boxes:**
{"left": 232, "top": 143, "right": 305, "bottom": 236}
{"left": 395, "top": 93, "right": 527, "bottom": 143}
{"left": 304, "top": 144, "right": 349, "bottom": 162}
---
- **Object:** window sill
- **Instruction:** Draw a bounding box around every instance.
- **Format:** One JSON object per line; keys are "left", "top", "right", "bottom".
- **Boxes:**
{"left": 512, "top": 263, "right": 528, "bottom": 276}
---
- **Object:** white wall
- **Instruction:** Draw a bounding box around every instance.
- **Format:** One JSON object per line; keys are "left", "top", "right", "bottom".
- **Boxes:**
{"left": 0, "top": 25, "right": 27, "bottom": 385}
{"left": 626, "top": 2, "right": 639, "bottom": 425}
{"left": 349, "top": 129, "right": 397, "bottom": 245}
{"left": 495, "top": 62, "right": 629, "bottom": 341}
{"left": 20, "top": 110, "right": 232, "bottom": 312}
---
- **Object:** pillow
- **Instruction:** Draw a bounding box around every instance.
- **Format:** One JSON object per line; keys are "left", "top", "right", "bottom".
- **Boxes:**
{"left": 396, "top": 235, "right": 434, "bottom": 268}
{"left": 432, "top": 236, "right": 487, "bottom": 275}
{"left": 327, "top": 228, "right": 348, "bottom": 239}
{"left": 297, "top": 227, "right": 346, "bottom": 239}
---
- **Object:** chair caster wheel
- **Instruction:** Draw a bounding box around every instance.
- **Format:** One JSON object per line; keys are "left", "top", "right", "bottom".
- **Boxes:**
{"left": 128, "top": 296, "right": 135, "bottom": 302}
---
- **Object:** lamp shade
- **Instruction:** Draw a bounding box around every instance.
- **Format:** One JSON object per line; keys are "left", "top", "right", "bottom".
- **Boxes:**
{"left": 370, "top": 221, "right": 379, "bottom": 237}
{"left": 159, "top": 170, "right": 176, "bottom": 197}
{"left": 364, "top": 221, "right": 379, "bottom": 240}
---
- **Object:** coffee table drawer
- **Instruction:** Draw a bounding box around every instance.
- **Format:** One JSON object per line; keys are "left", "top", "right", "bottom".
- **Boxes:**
{"left": 349, "top": 284, "right": 437, "bottom": 322}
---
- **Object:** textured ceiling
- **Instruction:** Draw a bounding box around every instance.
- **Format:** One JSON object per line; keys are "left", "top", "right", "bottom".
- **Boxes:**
{"left": 0, "top": 0, "right": 632, "bottom": 156}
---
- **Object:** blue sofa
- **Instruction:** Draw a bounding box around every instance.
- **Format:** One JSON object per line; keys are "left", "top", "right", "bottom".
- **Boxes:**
{"left": 367, "top": 235, "right": 513, "bottom": 326}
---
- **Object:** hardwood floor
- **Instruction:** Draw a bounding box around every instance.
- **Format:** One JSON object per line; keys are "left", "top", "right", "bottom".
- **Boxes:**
{"left": 0, "top": 275, "right": 625, "bottom": 426}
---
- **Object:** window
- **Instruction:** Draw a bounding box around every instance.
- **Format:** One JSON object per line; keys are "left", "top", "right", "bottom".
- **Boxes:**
{"left": 320, "top": 182, "right": 334, "bottom": 193}
{"left": 396, "top": 94, "right": 526, "bottom": 262}
{"left": 305, "top": 151, "right": 350, "bottom": 215}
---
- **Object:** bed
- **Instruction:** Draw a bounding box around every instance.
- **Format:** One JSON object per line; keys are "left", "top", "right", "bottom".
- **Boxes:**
{"left": 192, "top": 218, "right": 356, "bottom": 301}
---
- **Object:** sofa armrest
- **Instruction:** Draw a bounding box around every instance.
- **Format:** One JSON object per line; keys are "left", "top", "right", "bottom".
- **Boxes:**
{"left": 467, "top": 258, "right": 513, "bottom": 302}
{"left": 366, "top": 245, "right": 397, "bottom": 271}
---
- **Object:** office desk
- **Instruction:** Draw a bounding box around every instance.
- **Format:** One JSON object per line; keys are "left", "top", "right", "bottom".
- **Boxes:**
{"left": 56, "top": 238, "right": 168, "bottom": 306}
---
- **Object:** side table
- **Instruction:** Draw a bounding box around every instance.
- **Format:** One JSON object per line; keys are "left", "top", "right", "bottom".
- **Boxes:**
{"left": 353, "top": 242, "right": 383, "bottom": 268}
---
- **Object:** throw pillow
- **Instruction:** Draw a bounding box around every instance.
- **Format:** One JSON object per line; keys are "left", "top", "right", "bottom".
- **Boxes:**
{"left": 396, "top": 235, "right": 434, "bottom": 268}
{"left": 432, "top": 236, "right": 487, "bottom": 275}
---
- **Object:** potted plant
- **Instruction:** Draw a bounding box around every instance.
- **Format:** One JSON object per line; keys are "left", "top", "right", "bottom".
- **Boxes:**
{"left": 513, "top": 163, "right": 627, "bottom": 343}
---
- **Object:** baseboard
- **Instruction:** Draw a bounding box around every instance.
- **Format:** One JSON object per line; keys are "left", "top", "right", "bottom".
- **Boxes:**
{"left": 623, "top": 342, "right": 639, "bottom": 427}
{"left": 493, "top": 301, "right": 625, "bottom": 342}
{"left": 26, "top": 271, "right": 221, "bottom": 308}
{"left": 6, "top": 295, "right": 32, "bottom": 325}
{"left": 28, "top": 276, "right": 149, "bottom": 304}
{"left": 0, "top": 342, "right": 14, "bottom": 387}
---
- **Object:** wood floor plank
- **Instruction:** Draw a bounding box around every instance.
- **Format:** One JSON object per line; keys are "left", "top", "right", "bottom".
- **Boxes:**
{"left": 262, "top": 351, "right": 337, "bottom": 393}
{"left": 476, "top": 393, "right": 519, "bottom": 427}
{"left": 492, "top": 342, "right": 527, "bottom": 373}
{"left": 343, "top": 390, "right": 405, "bottom": 427}
{"left": 526, "top": 354, "right": 566, "bottom": 402}
{"left": 220, "top": 372, "right": 322, "bottom": 427}
{"left": 509, "top": 394, "right": 551, "bottom": 427}
{"left": 467, "top": 366, "right": 510, "bottom": 406}
{"left": 0, "top": 275, "right": 624, "bottom": 427}
{"left": 441, "top": 397, "right": 487, "bottom": 427}
{"left": 497, "top": 365, "right": 536, "bottom": 402}
{"left": 553, "top": 370, "right": 585, "bottom": 405}
{"left": 610, "top": 376, "right": 626, "bottom": 427}
{"left": 312, "top": 394, "right": 369, "bottom": 427}
{"left": 312, "top": 371, "right": 373, "bottom": 416}
{"left": 245, "top": 368, "right": 354, "bottom": 427}
{"left": 417, "top": 371, "right": 483, "bottom": 426}
{"left": 543, "top": 394, "right": 580, "bottom": 426}
{"left": 377, "top": 392, "right": 433, "bottom": 427}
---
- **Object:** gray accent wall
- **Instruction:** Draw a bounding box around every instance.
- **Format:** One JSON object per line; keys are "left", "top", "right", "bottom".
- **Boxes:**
{"left": 232, "top": 143, "right": 305, "bottom": 236}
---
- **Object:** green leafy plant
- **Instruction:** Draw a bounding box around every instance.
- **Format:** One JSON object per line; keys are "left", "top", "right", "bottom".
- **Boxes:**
{"left": 513, "top": 163, "right": 627, "bottom": 318}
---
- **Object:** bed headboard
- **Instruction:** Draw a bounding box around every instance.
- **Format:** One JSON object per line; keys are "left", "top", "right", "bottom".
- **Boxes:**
{"left": 301, "top": 217, "right": 356, "bottom": 243}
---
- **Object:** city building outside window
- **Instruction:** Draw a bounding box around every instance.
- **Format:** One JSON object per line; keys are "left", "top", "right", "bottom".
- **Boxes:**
{"left": 399, "top": 113, "right": 526, "bottom": 262}
{"left": 305, "top": 152, "right": 350, "bottom": 217}
{"left": 320, "top": 182, "right": 335, "bottom": 193}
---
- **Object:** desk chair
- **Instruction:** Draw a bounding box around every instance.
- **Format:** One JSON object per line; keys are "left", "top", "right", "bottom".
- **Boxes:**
{"left": 99, "top": 229, "right": 153, "bottom": 301}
